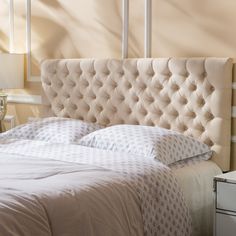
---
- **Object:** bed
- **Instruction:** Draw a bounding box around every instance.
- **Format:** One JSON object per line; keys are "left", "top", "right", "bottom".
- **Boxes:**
{"left": 0, "top": 57, "right": 233, "bottom": 236}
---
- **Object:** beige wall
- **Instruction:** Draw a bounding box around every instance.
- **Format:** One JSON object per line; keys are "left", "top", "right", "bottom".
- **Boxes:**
{"left": 1, "top": 0, "right": 236, "bottom": 68}
{"left": 1, "top": 0, "right": 236, "bottom": 72}
{"left": 0, "top": 0, "right": 236, "bottom": 167}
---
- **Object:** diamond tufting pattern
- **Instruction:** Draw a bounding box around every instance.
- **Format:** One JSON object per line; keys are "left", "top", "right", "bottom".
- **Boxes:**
{"left": 41, "top": 58, "right": 233, "bottom": 171}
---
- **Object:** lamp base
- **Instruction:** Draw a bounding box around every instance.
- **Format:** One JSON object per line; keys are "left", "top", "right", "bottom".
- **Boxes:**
{"left": 0, "top": 121, "right": 5, "bottom": 133}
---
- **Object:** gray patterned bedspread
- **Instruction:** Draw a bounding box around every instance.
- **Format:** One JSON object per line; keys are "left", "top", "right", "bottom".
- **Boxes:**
{"left": 0, "top": 139, "right": 191, "bottom": 236}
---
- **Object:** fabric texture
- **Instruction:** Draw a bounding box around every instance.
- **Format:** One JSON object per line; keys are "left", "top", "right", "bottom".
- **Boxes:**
{"left": 0, "top": 139, "right": 191, "bottom": 236}
{"left": 78, "top": 124, "right": 212, "bottom": 165}
{"left": 41, "top": 57, "right": 233, "bottom": 171}
{"left": 0, "top": 117, "right": 104, "bottom": 143}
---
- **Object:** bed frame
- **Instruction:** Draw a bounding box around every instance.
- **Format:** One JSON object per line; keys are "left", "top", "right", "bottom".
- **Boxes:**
{"left": 41, "top": 58, "right": 233, "bottom": 171}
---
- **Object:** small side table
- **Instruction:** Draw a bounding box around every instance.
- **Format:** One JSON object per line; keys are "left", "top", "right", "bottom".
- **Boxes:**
{"left": 214, "top": 171, "right": 236, "bottom": 236}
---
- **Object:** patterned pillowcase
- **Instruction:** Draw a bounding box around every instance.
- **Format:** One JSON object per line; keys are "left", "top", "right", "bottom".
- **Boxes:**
{"left": 78, "top": 124, "right": 212, "bottom": 165}
{"left": 0, "top": 117, "right": 104, "bottom": 144}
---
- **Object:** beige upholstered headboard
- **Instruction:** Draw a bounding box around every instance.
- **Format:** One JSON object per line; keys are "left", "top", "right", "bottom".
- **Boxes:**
{"left": 41, "top": 58, "right": 233, "bottom": 171}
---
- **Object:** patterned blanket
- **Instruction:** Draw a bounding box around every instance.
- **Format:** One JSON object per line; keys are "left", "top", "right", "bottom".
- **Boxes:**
{"left": 0, "top": 139, "right": 191, "bottom": 236}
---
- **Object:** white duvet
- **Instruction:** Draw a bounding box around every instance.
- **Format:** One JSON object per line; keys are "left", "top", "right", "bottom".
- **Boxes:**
{"left": 0, "top": 139, "right": 191, "bottom": 236}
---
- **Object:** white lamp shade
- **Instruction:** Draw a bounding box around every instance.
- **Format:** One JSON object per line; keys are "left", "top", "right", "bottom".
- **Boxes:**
{"left": 0, "top": 53, "right": 24, "bottom": 89}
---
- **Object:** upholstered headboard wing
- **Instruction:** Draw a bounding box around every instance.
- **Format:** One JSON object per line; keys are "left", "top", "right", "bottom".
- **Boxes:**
{"left": 41, "top": 58, "right": 233, "bottom": 171}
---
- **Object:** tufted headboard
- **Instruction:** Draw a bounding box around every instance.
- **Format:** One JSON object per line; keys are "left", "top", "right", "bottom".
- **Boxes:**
{"left": 41, "top": 58, "right": 233, "bottom": 171}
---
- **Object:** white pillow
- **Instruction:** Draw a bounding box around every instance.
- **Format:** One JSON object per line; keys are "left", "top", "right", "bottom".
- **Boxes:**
{"left": 78, "top": 124, "right": 212, "bottom": 165}
{"left": 0, "top": 117, "right": 104, "bottom": 144}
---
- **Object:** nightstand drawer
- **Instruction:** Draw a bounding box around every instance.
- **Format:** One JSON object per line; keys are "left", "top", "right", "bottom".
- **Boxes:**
{"left": 216, "top": 213, "right": 236, "bottom": 236}
{"left": 217, "top": 182, "right": 236, "bottom": 212}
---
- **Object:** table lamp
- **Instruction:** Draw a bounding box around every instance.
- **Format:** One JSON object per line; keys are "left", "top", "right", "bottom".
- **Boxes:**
{"left": 0, "top": 53, "right": 24, "bottom": 132}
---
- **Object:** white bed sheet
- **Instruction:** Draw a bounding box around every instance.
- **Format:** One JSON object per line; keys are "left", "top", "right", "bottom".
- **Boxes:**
{"left": 171, "top": 160, "right": 222, "bottom": 236}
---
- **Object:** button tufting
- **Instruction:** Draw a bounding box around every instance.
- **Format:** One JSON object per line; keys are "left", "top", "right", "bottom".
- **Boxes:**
{"left": 77, "top": 116, "right": 84, "bottom": 121}
{"left": 173, "top": 110, "right": 179, "bottom": 117}
{"left": 147, "top": 70, "right": 154, "bottom": 77}
{"left": 189, "top": 84, "right": 197, "bottom": 91}
{"left": 185, "top": 72, "right": 190, "bottom": 77}
{"left": 126, "top": 82, "right": 132, "bottom": 89}
{"left": 179, "top": 97, "right": 187, "bottom": 105}
{"left": 58, "top": 103, "right": 64, "bottom": 110}
{"left": 83, "top": 81, "right": 89, "bottom": 87}
{"left": 205, "top": 112, "right": 214, "bottom": 120}
{"left": 126, "top": 107, "right": 132, "bottom": 114}
{"left": 156, "top": 84, "right": 163, "bottom": 90}
{"left": 132, "top": 119, "right": 139, "bottom": 125}
{"left": 165, "top": 97, "right": 171, "bottom": 104}
{"left": 190, "top": 111, "right": 196, "bottom": 118}
{"left": 147, "top": 121, "right": 155, "bottom": 126}
{"left": 77, "top": 93, "right": 83, "bottom": 99}
{"left": 171, "top": 84, "right": 179, "bottom": 91}
{"left": 179, "top": 123, "right": 187, "bottom": 131}
{"left": 119, "top": 119, "right": 124, "bottom": 124}
{"left": 164, "top": 123, "right": 171, "bottom": 129}
{"left": 133, "top": 95, "right": 139, "bottom": 102}
{"left": 64, "top": 93, "right": 70, "bottom": 99}
{"left": 103, "top": 117, "right": 110, "bottom": 124}
{"left": 198, "top": 124, "right": 205, "bottom": 132}
{"left": 111, "top": 82, "right": 117, "bottom": 89}
{"left": 148, "top": 96, "right": 154, "bottom": 103}
{"left": 90, "top": 71, "right": 96, "bottom": 76}
{"left": 198, "top": 97, "right": 205, "bottom": 106}
{"left": 119, "top": 95, "right": 125, "bottom": 101}
{"left": 76, "top": 71, "right": 82, "bottom": 77}
{"left": 205, "top": 138, "right": 213, "bottom": 146}
{"left": 141, "top": 109, "right": 148, "bottom": 116}
{"left": 210, "top": 85, "right": 215, "bottom": 92}
{"left": 104, "top": 93, "right": 110, "bottom": 100}
{"left": 84, "top": 103, "right": 90, "bottom": 111}
{"left": 119, "top": 71, "right": 124, "bottom": 76}
{"left": 90, "top": 116, "right": 97, "bottom": 123}
{"left": 209, "top": 140, "right": 214, "bottom": 146}
{"left": 70, "top": 81, "right": 76, "bottom": 87}
{"left": 72, "top": 104, "right": 77, "bottom": 110}
{"left": 64, "top": 72, "right": 69, "bottom": 77}
{"left": 96, "top": 105, "right": 103, "bottom": 112}
{"left": 112, "top": 107, "right": 117, "bottom": 113}
{"left": 96, "top": 81, "right": 103, "bottom": 88}
{"left": 90, "top": 93, "right": 96, "bottom": 100}
{"left": 141, "top": 83, "right": 147, "bottom": 90}
{"left": 104, "top": 71, "right": 110, "bottom": 76}
{"left": 133, "top": 71, "right": 139, "bottom": 77}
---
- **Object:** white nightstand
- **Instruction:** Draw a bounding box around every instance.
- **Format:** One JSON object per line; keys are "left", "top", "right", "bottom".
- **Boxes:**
{"left": 214, "top": 171, "right": 236, "bottom": 236}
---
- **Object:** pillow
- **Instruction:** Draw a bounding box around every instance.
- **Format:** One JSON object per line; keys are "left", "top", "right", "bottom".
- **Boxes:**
{"left": 0, "top": 117, "right": 104, "bottom": 144}
{"left": 78, "top": 124, "right": 212, "bottom": 165}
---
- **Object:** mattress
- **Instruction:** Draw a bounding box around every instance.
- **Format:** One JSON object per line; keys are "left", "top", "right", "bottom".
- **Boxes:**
{"left": 171, "top": 160, "right": 222, "bottom": 236}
